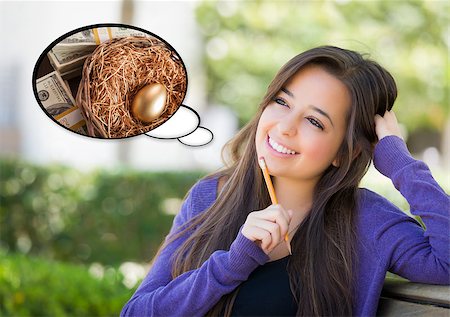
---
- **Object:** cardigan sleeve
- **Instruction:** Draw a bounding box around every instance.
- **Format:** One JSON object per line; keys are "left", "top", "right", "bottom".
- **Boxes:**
{"left": 371, "top": 135, "right": 450, "bottom": 285}
{"left": 120, "top": 179, "right": 269, "bottom": 317}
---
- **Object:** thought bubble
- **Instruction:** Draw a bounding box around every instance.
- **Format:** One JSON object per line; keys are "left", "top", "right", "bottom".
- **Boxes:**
{"left": 145, "top": 105, "right": 199, "bottom": 139}
{"left": 32, "top": 23, "right": 213, "bottom": 146}
{"left": 146, "top": 105, "right": 213, "bottom": 146}
{"left": 178, "top": 127, "right": 213, "bottom": 147}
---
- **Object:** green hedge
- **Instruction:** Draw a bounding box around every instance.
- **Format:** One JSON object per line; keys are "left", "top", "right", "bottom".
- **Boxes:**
{"left": 2, "top": 158, "right": 446, "bottom": 266}
{"left": 0, "top": 158, "right": 206, "bottom": 265}
{"left": 0, "top": 251, "right": 135, "bottom": 316}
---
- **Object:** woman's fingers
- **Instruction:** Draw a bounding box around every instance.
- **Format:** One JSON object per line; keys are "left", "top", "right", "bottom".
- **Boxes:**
{"left": 253, "top": 205, "right": 290, "bottom": 234}
{"left": 251, "top": 218, "right": 281, "bottom": 250}
{"left": 242, "top": 204, "right": 293, "bottom": 254}
{"left": 374, "top": 110, "right": 404, "bottom": 141}
{"left": 249, "top": 226, "right": 273, "bottom": 251}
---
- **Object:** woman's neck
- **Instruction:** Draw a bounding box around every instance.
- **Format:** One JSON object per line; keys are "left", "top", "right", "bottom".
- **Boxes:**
{"left": 272, "top": 176, "right": 316, "bottom": 219}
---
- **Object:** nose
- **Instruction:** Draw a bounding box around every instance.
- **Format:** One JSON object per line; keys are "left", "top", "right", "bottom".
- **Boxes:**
{"left": 277, "top": 112, "right": 298, "bottom": 137}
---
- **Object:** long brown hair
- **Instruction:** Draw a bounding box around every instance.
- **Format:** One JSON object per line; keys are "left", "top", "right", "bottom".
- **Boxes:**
{"left": 158, "top": 46, "right": 397, "bottom": 316}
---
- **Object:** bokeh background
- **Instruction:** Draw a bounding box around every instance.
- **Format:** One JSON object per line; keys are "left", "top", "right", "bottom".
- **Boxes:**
{"left": 1, "top": 1, "right": 448, "bottom": 315}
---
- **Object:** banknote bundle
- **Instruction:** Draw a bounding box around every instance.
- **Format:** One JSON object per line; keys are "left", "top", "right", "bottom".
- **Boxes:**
{"left": 36, "top": 71, "right": 87, "bottom": 135}
{"left": 39, "top": 27, "right": 153, "bottom": 135}
{"left": 48, "top": 27, "right": 150, "bottom": 79}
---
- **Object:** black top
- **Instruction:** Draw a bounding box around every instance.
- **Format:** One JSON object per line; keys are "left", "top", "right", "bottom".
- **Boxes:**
{"left": 229, "top": 256, "right": 298, "bottom": 316}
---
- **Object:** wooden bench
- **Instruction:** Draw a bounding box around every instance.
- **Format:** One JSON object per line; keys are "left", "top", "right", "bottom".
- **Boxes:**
{"left": 377, "top": 275, "right": 450, "bottom": 316}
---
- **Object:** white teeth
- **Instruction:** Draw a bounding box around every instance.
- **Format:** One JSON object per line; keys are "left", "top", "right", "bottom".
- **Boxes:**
{"left": 269, "top": 137, "right": 296, "bottom": 155}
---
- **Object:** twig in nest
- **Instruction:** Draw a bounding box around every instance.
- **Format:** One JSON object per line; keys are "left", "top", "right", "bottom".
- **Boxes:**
{"left": 76, "top": 36, "right": 187, "bottom": 138}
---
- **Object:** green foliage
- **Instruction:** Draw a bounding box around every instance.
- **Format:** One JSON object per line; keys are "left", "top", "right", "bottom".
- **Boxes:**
{"left": 0, "top": 251, "right": 134, "bottom": 316}
{"left": 195, "top": 1, "right": 449, "bottom": 132}
{"left": 0, "top": 158, "right": 206, "bottom": 265}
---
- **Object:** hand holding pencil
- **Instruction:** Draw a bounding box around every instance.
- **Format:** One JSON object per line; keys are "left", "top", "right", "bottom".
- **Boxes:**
{"left": 240, "top": 157, "right": 293, "bottom": 255}
{"left": 258, "top": 157, "right": 293, "bottom": 255}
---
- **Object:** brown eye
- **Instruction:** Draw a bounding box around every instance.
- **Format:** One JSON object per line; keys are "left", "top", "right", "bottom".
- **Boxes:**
{"left": 274, "top": 97, "right": 289, "bottom": 107}
{"left": 307, "top": 118, "right": 324, "bottom": 130}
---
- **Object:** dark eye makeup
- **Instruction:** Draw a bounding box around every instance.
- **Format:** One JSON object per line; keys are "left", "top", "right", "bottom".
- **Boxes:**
{"left": 274, "top": 97, "right": 288, "bottom": 107}
{"left": 307, "top": 118, "right": 324, "bottom": 130}
{"left": 272, "top": 96, "right": 324, "bottom": 131}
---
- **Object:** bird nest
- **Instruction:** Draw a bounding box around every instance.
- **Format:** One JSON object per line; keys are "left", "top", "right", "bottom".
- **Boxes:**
{"left": 76, "top": 36, "right": 187, "bottom": 138}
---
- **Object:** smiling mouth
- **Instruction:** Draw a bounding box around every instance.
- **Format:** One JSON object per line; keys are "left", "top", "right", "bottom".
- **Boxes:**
{"left": 268, "top": 136, "right": 298, "bottom": 155}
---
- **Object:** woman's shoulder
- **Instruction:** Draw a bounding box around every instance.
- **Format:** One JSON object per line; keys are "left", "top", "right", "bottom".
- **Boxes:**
{"left": 355, "top": 187, "right": 417, "bottom": 231}
{"left": 191, "top": 173, "right": 229, "bottom": 196}
{"left": 186, "top": 174, "right": 222, "bottom": 218}
{"left": 356, "top": 187, "right": 404, "bottom": 216}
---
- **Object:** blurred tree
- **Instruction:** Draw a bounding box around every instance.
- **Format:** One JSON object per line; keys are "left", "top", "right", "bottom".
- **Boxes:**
{"left": 195, "top": 1, "right": 449, "bottom": 136}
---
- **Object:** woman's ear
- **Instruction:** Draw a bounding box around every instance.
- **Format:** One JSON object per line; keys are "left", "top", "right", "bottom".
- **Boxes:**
{"left": 332, "top": 145, "right": 362, "bottom": 167}
{"left": 332, "top": 157, "right": 339, "bottom": 167}
{"left": 352, "top": 145, "right": 362, "bottom": 161}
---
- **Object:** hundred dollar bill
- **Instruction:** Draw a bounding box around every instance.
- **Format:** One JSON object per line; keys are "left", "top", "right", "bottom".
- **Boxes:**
{"left": 48, "top": 28, "right": 101, "bottom": 73}
{"left": 37, "top": 71, "right": 75, "bottom": 111}
{"left": 51, "top": 44, "right": 96, "bottom": 60}
{"left": 52, "top": 30, "right": 98, "bottom": 60}
{"left": 59, "top": 27, "right": 150, "bottom": 43}
{"left": 58, "top": 27, "right": 149, "bottom": 46}
{"left": 49, "top": 27, "right": 154, "bottom": 73}
{"left": 51, "top": 27, "right": 149, "bottom": 60}
{"left": 54, "top": 106, "right": 87, "bottom": 135}
{"left": 60, "top": 29, "right": 95, "bottom": 43}
{"left": 36, "top": 71, "right": 87, "bottom": 134}
{"left": 48, "top": 50, "right": 89, "bottom": 74}
{"left": 109, "top": 27, "right": 150, "bottom": 39}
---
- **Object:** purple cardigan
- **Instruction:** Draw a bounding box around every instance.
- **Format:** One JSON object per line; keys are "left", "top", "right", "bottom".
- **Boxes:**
{"left": 121, "top": 136, "right": 450, "bottom": 316}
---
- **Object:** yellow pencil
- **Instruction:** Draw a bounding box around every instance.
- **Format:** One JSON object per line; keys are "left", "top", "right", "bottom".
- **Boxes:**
{"left": 258, "top": 156, "right": 292, "bottom": 255}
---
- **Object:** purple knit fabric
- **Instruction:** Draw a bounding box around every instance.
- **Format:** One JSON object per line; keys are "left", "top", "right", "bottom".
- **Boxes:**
{"left": 121, "top": 135, "right": 450, "bottom": 317}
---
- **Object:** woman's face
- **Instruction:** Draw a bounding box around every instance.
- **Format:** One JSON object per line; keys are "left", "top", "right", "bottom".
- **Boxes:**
{"left": 255, "top": 65, "right": 351, "bottom": 182}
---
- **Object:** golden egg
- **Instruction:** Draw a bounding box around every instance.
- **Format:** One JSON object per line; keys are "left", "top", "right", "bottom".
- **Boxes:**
{"left": 131, "top": 83, "right": 167, "bottom": 123}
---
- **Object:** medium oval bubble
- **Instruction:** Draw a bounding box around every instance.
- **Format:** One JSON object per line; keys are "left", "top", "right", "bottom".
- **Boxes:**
{"left": 32, "top": 23, "right": 188, "bottom": 139}
{"left": 146, "top": 105, "right": 200, "bottom": 139}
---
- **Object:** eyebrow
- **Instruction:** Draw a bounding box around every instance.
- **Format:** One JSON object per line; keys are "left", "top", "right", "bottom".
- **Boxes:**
{"left": 280, "top": 87, "right": 334, "bottom": 127}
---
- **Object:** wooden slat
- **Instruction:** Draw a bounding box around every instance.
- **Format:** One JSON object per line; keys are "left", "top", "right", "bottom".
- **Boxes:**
{"left": 377, "top": 297, "right": 450, "bottom": 316}
{"left": 382, "top": 278, "right": 450, "bottom": 307}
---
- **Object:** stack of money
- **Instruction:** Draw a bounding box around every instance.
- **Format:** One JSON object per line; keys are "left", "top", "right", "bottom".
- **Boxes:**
{"left": 48, "top": 27, "right": 151, "bottom": 79}
{"left": 36, "top": 71, "right": 87, "bottom": 135}
{"left": 40, "top": 27, "right": 154, "bottom": 135}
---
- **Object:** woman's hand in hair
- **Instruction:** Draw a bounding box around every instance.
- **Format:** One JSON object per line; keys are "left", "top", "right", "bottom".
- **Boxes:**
{"left": 374, "top": 110, "right": 404, "bottom": 141}
{"left": 241, "top": 204, "right": 293, "bottom": 254}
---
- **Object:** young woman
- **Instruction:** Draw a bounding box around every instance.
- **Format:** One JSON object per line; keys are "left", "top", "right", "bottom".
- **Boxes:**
{"left": 121, "top": 46, "right": 449, "bottom": 317}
